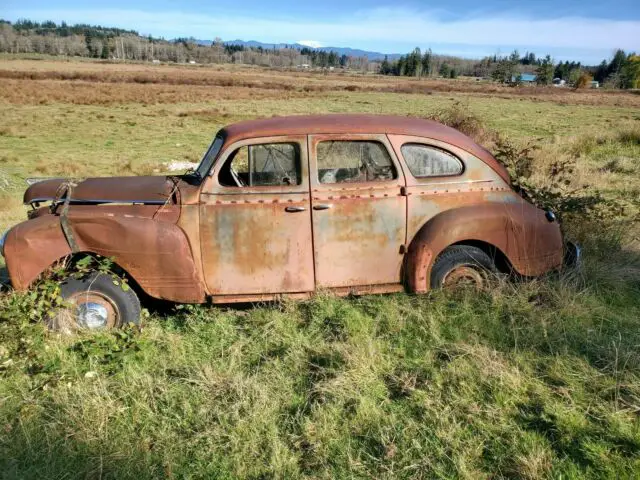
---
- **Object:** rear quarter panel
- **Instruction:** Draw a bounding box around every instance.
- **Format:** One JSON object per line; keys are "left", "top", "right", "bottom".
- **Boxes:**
{"left": 388, "top": 134, "right": 563, "bottom": 291}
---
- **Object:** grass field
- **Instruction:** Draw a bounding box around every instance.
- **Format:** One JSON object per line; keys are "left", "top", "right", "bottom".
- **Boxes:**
{"left": 1, "top": 57, "right": 640, "bottom": 479}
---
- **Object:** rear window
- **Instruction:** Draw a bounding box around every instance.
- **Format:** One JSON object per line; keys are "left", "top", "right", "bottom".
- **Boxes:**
{"left": 401, "top": 144, "right": 463, "bottom": 178}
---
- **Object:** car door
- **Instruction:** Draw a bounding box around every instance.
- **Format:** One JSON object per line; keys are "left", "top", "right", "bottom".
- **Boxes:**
{"left": 308, "top": 134, "right": 407, "bottom": 288}
{"left": 199, "top": 135, "right": 315, "bottom": 296}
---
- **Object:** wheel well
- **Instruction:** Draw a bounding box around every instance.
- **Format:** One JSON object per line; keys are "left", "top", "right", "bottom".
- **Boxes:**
{"left": 65, "top": 252, "right": 147, "bottom": 301}
{"left": 450, "top": 240, "right": 513, "bottom": 274}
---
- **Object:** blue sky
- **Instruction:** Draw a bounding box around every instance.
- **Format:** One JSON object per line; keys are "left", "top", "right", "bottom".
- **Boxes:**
{"left": 3, "top": 0, "right": 639, "bottom": 63}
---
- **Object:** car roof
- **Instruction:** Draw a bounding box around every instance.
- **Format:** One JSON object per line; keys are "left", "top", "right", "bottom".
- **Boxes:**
{"left": 221, "top": 114, "right": 509, "bottom": 182}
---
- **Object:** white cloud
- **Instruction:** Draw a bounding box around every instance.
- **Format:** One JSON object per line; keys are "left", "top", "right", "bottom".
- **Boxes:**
{"left": 4, "top": 7, "right": 639, "bottom": 60}
{"left": 297, "top": 40, "right": 324, "bottom": 48}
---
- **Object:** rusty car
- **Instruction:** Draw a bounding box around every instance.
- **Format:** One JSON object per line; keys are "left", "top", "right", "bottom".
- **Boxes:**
{"left": 0, "top": 114, "right": 579, "bottom": 330}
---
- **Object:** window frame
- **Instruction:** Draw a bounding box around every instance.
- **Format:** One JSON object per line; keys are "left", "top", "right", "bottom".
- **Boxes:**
{"left": 309, "top": 134, "right": 403, "bottom": 189}
{"left": 223, "top": 142, "right": 302, "bottom": 188}
{"left": 400, "top": 143, "right": 465, "bottom": 179}
{"left": 203, "top": 135, "right": 309, "bottom": 194}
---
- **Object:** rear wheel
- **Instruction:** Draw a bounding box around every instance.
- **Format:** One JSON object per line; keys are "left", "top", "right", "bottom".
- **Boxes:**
{"left": 430, "top": 245, "right": 496, "bottom": 290}
{"left": 49, "top": 272, "right": 141, "bottom": 333}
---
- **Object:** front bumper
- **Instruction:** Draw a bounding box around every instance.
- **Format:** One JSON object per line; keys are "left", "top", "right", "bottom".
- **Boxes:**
{"left": 563, "top": 241, "right": 582, "bottom": 270}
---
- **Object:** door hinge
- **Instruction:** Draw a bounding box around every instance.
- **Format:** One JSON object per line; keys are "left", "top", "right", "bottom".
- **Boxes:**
{"left": 399, "top": 244, "right": 407, "bottom": 254}
{"left": 400, "top": 186, "right": 408, "bottom": 196}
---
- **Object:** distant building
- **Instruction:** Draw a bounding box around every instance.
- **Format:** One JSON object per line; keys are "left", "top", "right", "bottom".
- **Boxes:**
{"left": 591, "top": 81, "right": 600, "bottom": 89}
{"left": 553, "top": 78, "right": 566, "bottom": 87}
{"left": 511, "top": 73, "right": 537, "bottom": 84}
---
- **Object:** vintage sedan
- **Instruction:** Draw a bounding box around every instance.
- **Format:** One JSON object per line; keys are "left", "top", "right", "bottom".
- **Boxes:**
{"left": 0, "top": 114, "right": 577, "bottom": 330}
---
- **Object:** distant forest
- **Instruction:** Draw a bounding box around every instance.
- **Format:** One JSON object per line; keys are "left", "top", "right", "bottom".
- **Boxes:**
{"left": 1, "top": 19, "right": 638, "bottom": 88}
{"left": 383, "top": 48, "right": 639, "bottom": 88}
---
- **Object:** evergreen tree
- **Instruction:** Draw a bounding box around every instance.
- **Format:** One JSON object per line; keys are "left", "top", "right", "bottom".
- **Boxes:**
{"left": 421, "top": 49, "right": 432, "bottom": 77}
{"left": 379, "top": 56, "right": 391, "bottom": 75}
{"left": 536, "top": 55, "right": 554, "bottom": 85}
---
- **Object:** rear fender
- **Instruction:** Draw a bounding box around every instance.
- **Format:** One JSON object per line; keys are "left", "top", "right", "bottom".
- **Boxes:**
{"left": 405, "top": 203, "right": 563, "bottom": 292}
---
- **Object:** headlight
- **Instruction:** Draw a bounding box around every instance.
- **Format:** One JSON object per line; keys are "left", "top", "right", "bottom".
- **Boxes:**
{"left": 544, "top": 210, "right": 557, "bottom": 223}
{"left": 0, "top": 229, "right": 9, "bottom": 257}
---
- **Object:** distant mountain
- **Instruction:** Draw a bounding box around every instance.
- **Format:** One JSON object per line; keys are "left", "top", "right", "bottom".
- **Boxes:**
{"left": 195, "top": 38, "right": 402, "bottom": 61}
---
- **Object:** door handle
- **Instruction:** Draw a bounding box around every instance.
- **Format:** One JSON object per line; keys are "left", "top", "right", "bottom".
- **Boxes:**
{"left": 285, "top": 206, "right": 306, "bottom": 213}
{"left": 313, "top": 204, "right": 332, "bottom": 211}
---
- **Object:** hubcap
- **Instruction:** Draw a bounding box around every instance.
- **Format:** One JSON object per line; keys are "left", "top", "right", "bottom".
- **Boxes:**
{"left": 67, "top": 292, "right": 118, "bottom": 330}
{"left": 442, "top": 265, "right": 485, "bottom": 289}
{"left": 77, "top": 302, "right": 110, "bottom": 329}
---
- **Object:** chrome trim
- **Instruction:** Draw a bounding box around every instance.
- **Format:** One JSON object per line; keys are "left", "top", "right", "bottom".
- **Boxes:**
{"left": 77, "top": 302, "right": 109, "bottom": 329}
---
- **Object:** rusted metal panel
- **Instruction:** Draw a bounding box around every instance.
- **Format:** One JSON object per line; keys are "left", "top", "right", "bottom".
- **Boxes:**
{"left": 388, "top": 134, "right": 512, "bottom": 242}
{"left": 200, "top": 135, "right": 315, "bottom": 295}
{"left": 5, "top": 205, "right": 206, "bottom": 303}
{"left": 404, "top": 203, "right": 563, "bottom": 292}
{"left": 308, "top": 133, "right": 407, "bottom": 288}
{"left": 24, "top": 176, "right": 180, "bottom": 204}
{"left": 388, "top": 134, "right": 563, "bottom": 290}
{"left": 4, "top": 215, "right": 73, "bottom": 289}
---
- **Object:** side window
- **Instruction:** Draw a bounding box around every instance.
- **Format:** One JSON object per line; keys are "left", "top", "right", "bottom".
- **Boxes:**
{"left": 219, "top": 143, "right": 301, "bottom": 187}
{"left": 401, "top": 144, "right": 463, "bottom": 178}
{"left": 317, "top": 141, "right": 397, "bottom": 184}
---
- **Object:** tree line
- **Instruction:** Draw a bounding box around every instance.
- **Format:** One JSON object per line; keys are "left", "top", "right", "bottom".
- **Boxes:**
{"left": 0, "top": 19, "right": 374, "bottom": 71}
{"left": 380, "top": 47, "right": 640, "bottom": 89}
{"left": 1, "top": 18, "right": 638, "bottom": 88}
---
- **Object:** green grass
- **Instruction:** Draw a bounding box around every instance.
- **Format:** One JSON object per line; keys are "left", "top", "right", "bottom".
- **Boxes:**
{"left": 1, "top": 60, "right": 640, "bottom": 478}
{"left": 2, "top": 274, "right": 640, "bottom": 478}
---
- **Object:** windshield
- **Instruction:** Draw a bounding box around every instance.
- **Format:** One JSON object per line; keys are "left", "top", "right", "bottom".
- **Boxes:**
{"left": 195, "top": 135, "right": 224, "bottom": 179}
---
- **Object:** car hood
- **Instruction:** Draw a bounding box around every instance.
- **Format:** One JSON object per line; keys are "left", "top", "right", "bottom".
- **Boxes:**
{"left": 23, "top": 176, "right": 199, "bottom": 205}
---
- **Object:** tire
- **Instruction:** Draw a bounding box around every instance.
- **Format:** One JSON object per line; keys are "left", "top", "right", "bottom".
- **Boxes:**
{"left": 430, "top": 245, "right": 497, "bottom": 290}
{"left": 49, "top": 272, "right": 141, "bottom": 332}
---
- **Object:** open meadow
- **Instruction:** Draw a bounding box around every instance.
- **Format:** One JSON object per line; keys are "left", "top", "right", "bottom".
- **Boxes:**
{"left": 1, "top": 57, "right": 640, "bottom": 479}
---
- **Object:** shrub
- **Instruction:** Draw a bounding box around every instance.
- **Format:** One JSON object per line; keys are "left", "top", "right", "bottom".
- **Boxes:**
{"left": 575, "top": 72, "right": 594, "bottom": 89}
{"left": 428, "top": 101, "right": 491, "bottom": 144}
{"left": 493, "top": 136, "right": 628, "bottom": 223}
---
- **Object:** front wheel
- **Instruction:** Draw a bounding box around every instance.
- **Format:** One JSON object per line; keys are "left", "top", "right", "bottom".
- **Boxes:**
{"left": 430, "top": 245, "right": 497, "bottom": 290}
{"left": 49, "top": 272, "right": 141, "bottom": 332}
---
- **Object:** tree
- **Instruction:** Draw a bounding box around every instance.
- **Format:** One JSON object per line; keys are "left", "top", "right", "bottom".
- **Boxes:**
{"left": 594, "top": 60, "right": 608, "bottom": 83}
{"left": 491, "top": 58, "right": 516, "bottom": 83}
{"left": 620, "top": 54, "right": 640, "bottom": 89}
{"left": 608, "top": 49, "right": 626, "bottom": 76}
{"left": 439, "top": 63, "right": 451, "bottom": 78}
{"left": 379, "top": 56, "right": 391, "bottom": 75}
{"left": 536, "top": 55, "right": 554, "bottom": 85}
{"left": 421, "top": 49, "right": 432, "bottom": 77}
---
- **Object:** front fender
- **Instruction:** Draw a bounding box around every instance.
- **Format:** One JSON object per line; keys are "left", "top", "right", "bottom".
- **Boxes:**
{"left": 4, "top": 211, "right": 206, "bottom": 303}
{"left": 405, "top": 203, "right": 563, "bottom": 292}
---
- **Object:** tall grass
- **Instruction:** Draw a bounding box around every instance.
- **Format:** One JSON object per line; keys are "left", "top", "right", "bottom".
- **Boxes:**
{"left": 1, "top": 261, "right": 639, "bottom": 478}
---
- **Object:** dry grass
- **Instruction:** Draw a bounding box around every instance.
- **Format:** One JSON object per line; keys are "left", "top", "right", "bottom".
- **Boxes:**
{"left": 1, "top": 58, "right": 639, "bottom": 107}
